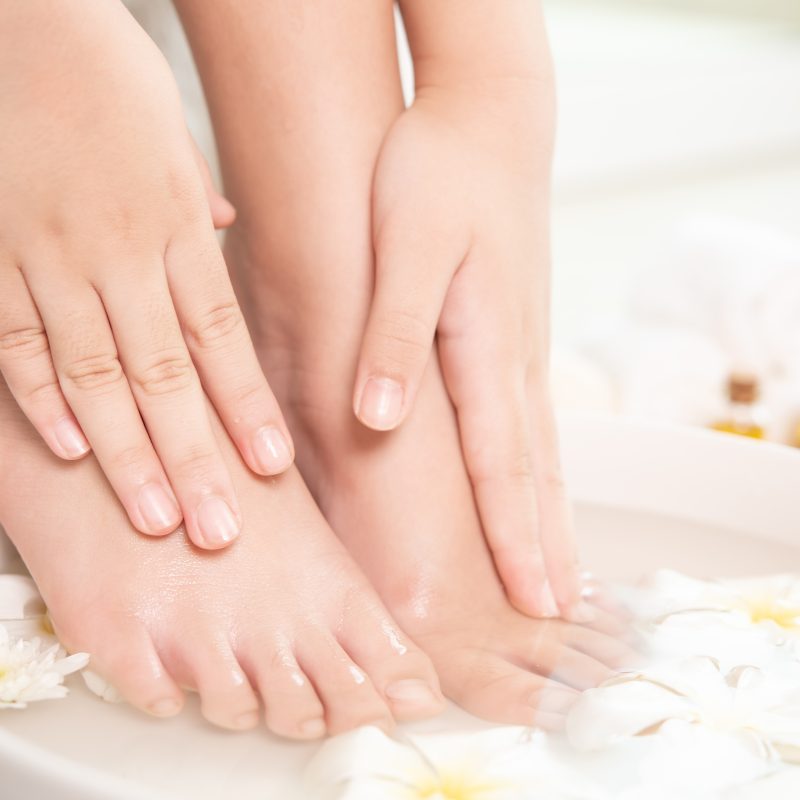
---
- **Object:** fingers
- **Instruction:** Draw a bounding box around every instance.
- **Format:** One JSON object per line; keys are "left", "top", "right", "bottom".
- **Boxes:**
{"left": 0, "top": 265, "right": 89, "bottom": 459}
{"left": 99, "top": 265, "right": 243, "bottom": 549}
{"left": 189, "top": 136, "right": 236, "bottom": 230}
{"left": 165, "top": 232, "right": 295, "bottom": 478}
{"left": 527, "top": 387, "right": 584, "bottom": 619}
{"left": 353, "top": 212, "right": 457, "bottom": 431}
{"left": 25, "top": 271, "right": 184, "bottom": 539}
{"left": 441, "top": 322, "right": 554, "bottom": 618}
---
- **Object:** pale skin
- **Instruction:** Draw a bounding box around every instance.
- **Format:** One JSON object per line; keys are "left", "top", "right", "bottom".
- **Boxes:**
{"left": 0, "top": 0, "right": 632, "bottom": 736}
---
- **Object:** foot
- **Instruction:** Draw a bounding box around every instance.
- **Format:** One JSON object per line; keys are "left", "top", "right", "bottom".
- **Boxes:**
{"left": 0, "top": 381, "right": 444, "bottom": 738}
{"left": 231, "top": 234, "right": 635, "bottom": 729}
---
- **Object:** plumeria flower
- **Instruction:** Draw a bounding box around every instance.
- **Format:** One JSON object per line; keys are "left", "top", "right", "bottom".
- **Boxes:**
{"left": 0, "top": 624, "right": 89, "bottom": 709}
{"left": 306, "top": 725, "right": 604, "bottom": 800}
{"left": 640, "top": 571, "right": 800, "bottom": 638}
{"left": 567, "top": 656, "right": 800, "bottom": 766}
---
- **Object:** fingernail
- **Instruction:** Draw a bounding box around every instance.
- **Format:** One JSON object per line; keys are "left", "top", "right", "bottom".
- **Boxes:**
{"left": 137, "top": 483, "right": 181, "bottom": 533}
{"left": 539, "top": 583, "right": 560, "bottom": 618}
{"left": 357, "top": 377, "right": 404, "bottom": 430}
{"left": 252, "top": 426, "right": 293, "bottom": 474}
{"left": 149, "top": 698, "right": 181, "bottom": 717}
{"left": 53, "top": 417, "right": 90, "bottom": 459}
{"left": 234, "top": 711, "right": 260, "bottom": 730}
{"left": 385, "top": 679, "right": 441, "bottom": 709}
{"left": 196, "top": 496, "right": 240, "bottom": 547}
{"left": 533, "top": 688, "right": 580, "bottom": 714}
{"left": 299, "top": 718, "right": 326, "bottom": 738}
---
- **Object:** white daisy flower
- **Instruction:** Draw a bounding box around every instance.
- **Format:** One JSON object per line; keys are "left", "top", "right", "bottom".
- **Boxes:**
{"left": 0, "top": 624, "right": 89, "bottom": 709}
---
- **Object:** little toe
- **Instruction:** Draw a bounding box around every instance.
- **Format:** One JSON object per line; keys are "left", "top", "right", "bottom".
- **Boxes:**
{"left": 440, "top": 648, "right": 578, "bottom": 729}
{"left": 339, "top": 610, "right": 445, "bottom": 722}
{"left": 241, "top": 641, "right": 327, "bottom": 740}
{"left": 176, "top": 636, "right": 260, "bottom": 731}
{"left": 86, "top": 626, "right": 184, "bottom": 718}
{"left": 298, "top": 633, "right": 394, "bottom": 736}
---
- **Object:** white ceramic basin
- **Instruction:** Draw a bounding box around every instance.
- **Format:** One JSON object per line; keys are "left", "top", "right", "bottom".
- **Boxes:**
{"left": 1, "top": 415, "right": 799, "bottom": 800}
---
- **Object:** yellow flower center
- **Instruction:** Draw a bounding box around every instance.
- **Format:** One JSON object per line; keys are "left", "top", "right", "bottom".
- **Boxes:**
{"left": 746, "top": 596, "right": 800, "bottom": 628}
{"left": 415, "top": 772, "right": 509, "bottom": 800}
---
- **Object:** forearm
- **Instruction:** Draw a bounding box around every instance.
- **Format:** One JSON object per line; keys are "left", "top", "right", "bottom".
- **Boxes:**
{"left": 397, "top": 1, "right": 554, "bottom": 179}
{"left": 397, "top": 0, "right": 553, "bottom": 90}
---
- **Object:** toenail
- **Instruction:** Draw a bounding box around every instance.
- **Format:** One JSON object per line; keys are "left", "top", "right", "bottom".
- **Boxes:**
{"left": 385, "top": 679, "right": 440, "bottom": 709}
{"left": 148, "top": 698, "right": 182, "bottom": 717}
{"left": 299, "top": 718, "right": 326, "bottom": 739}
{"left": 252, "top": 426, "right": 293, "bottom": 474}
{"left": 196, "top": 496, "right": 240, "bottom": 547}
{"left": 532, "top": 688, "right": 579, "bottom": 715}
{"left": 234, "top": 711, "right": 261, "bottom": 730}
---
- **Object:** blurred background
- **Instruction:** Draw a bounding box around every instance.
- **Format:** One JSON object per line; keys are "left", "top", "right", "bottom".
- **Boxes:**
{"left": 541, "top": 0, "right": 800, "bottom": 449}
{"left": 131, "top": 0, "right": 800, "bottom": 446}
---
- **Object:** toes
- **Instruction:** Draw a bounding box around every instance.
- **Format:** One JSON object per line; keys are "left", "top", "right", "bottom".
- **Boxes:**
{"left": 563, "top": 623, "right": 641, "bottom": 672}
{"left": 297, "top": 633, "right": 394, "bottom": 736}
{"left": 241, "top": 641, "right": 327, "bottom": 741}
{"left": 176, "top": 635, "right": 260, "bottom": 731}
{"left": 439, "top": 648, "right": 578, "bottom": 729}
{"left": 87, "top": 626, "right": 184, "bottom": 718}
{"left": 522, "top": 632, "right": 615, "bottom": 691}
{"left": 339, "top": 610, "right": 445, "bottom": 722}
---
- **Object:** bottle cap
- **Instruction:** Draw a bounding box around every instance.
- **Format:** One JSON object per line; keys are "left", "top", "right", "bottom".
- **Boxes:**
{"left": 728, "top": 373, "right": 759, "bottom": 404}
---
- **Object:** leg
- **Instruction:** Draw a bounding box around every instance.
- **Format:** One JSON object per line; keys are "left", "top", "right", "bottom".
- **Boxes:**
{"left": 0, "top": 374, "right": 443, "bottom": 737}
{"left": 179, "top": 0, "right": 634, "bottom": 726}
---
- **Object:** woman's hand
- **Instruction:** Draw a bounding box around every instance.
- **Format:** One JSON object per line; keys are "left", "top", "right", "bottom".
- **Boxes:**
{"left": 0, "top": 1, "right": 293, "bottom": 548}
{"left": 354, "top": 63, "right": 585, "bottom": 618}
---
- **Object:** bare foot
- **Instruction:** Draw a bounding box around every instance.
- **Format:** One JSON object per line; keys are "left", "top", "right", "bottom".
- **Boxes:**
{"left": 230, "top": 233, "right": 634, "bottom": 728}
{"left": 0, "top": 380, "right": 444, "bottom": 738}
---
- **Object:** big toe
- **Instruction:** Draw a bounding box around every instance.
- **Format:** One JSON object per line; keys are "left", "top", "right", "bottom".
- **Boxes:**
{"left": 437, "top": 647, "right": 579, "bottom": 729}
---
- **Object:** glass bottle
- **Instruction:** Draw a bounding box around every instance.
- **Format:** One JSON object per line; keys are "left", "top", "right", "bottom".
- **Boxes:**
{"left": 712, "top": 373, "right": 766, "bottom": 440}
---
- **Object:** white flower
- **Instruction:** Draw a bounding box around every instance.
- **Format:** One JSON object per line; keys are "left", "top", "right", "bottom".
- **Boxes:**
{"left": 0, "top": 624, "right": 89, "bottom": 709}
{"left": 567, "top": 657, "right": 800, "bottom": 764}
{"left": 642, "top": 571, "right": 800, "bottom": 639}
{"left": 306, "top": 725, "right": 603, "bottom": 800}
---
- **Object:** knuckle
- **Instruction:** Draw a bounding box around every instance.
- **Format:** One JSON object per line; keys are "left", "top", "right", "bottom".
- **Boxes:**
{"left": 227, "top": 377, "right": 268, "bottom": 412}
{"left": 23, "top": 378, "right": 64, "bottom": 408}
{"left": 0, "top": 326, "right": 50, "bottom": 361}
{"left": 133, "top": 350, "right": 195, "bottom": 397}
{"left": 63, "top": 353, "right": 125, "bottom": 394}
{"left": 175, "top": 445, "right": 221, "bottom": 484}
{"left": 110, "top": 443, "right": 153, "bottom": 473}
{"left": 505, "top": 448, "right": 537, "bottom": 486}
{"left": 186, "top": 301, "right": 245, "bottom": 350}
{"left": 540, "top": 464, "right": 566, "bottom": 494}
{"left": 371, "top": 308, "right": 431, "bottom": 368}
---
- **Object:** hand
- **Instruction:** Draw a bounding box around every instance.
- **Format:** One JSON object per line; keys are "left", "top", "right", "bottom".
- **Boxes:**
{"left": 354, "top": 79, "right": 585, "bottom": 619}
{"left": 0, "top": 1, "right": 293, "bottom": 548}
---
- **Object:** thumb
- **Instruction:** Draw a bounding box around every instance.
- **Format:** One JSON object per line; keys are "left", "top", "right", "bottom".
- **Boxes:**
{"left": 190, "top": 137, "right": 236, "bottom": 230}
{"left": 354, "top": 223, "right": 455, "bottom": 431}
